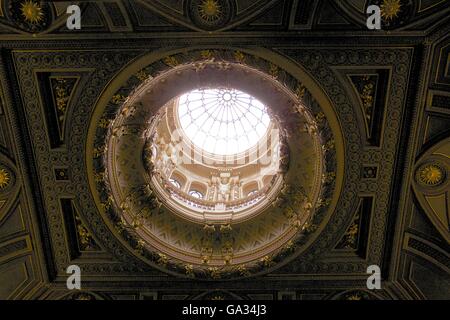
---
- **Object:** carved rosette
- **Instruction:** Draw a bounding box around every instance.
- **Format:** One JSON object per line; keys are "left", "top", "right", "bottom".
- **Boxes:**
{"left": 415, "top": 163, "right": 447, "bottom": 187}
{"left": 0, "top": 163, "right": 15, "bottom": 194}
{"left": 7, "top": 0, "right": 53, "bottom": 33}
{"left": 187, "top": 0, "right": 234, "bottom": 31}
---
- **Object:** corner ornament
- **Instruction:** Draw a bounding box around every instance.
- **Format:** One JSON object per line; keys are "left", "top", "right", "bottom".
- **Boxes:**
{"left": 416, "top": 163, "right": 446, "bottom": 187}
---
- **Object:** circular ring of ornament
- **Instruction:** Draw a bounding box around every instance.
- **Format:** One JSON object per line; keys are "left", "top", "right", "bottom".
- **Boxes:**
{"left": 89, "top": 50, "right": 339, "bottom": 279}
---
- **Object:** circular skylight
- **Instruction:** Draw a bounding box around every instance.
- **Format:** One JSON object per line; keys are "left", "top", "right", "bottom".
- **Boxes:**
{"left": 177, "top": 88, "right": 271, "bottom": 155}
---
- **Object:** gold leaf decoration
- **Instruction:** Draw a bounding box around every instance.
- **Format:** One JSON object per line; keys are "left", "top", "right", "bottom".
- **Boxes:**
{"left": 135, "top": 70, "right": 148, "bottom": 81}
{"left": 381, "top": 0, "right": 402, "bottom": 21}
{"left": 361, "top": 81, "right": 375, "bottom": 122}
{"left": 163, "top": 56, "right": 179, "bottom": 67}
{"left": 208, "top": 267, "right": 221, "bottom": 279}
{"left": 236, "top": 264, "right": 250, "bottom": 276}
{"left": 135, "top": 240, "right": 145, "bottom": 255}
{"left": 98, "top": 118, "right": 111, "bottom": 129}
{"left": 157, "top": 253, "right": 168, "bottom": 265}
{"left": 74, "top": 215, "right": 98, "bottom": 251}
{"left": 20, "top": 0, "right": 44, "bottom": 24}
{"left": 93, "top": 146, "right": 105, "bottom": 158}
{"left": 317, "top": 197, "right": 331, "bottom": 208}
{"left": 185, "top": 264, "right": 194, "bottom": 276}
{"left": 111, "top": 94, "right": 125, "bottom": 104}
{"left": 295, "top": 84, "right": 306, "bottom": 99}
{"left": 336, "top": 211, "right": 361, "bottom": 250}
{"left": 350, "top": 75, "right": 377, "bottom": 136}
{"left": 416, "top": 163, "right": 446, "bottom": 186}
{"left": 234, "top": 51, "right": 245, "bottom": 63}
{"left": 302, "top": 221, "right": 317, "bottom": 233}
{"left": 198, "top": 0, "right": 222, "bottom": 22}
{"left": 315, "top": 112, "right": 325, "bottom": 124}
{"left": 323, "top": 172, "right": 336, "bottom": 184}
{"left": 200, "top": 50, "right": 214, "bottom": 60}
{"left": 260, "top": 255, "right": 273, "bottom": 267}
{"left": 50, "top": 77, "right": 77, "bottom": 138}
{"left": 0, "top": 168, "right": 10, "bottom": 189}
{"left": 269, "top": 63, "right": 279, "bottom": 78}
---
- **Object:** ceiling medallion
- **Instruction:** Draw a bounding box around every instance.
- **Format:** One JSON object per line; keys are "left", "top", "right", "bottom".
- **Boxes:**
{"left": 90, "top": 50, "right": 338, "bottom": 279}
{"left": 20, "top": 0, "right": 44, "bottom": 24}
{"left": 7, "top": 0, "right": 51, "bottom": 32}
{"left": 0, "top": 167, "right": 11, "bottom": 189}
{"left": 380, "top": 0, "right": 402, "bottom": 21}
{"left": 0, "top": 164, "right": 15, "bottom": 193}
{"left": 198, "top": 0, "right": 222, "bottom": 22}
{"left": 188, "top": 0, "right": 234, "bottom": 31}
{"left": 416, "top": 162, "right": 447, "bottom": 187}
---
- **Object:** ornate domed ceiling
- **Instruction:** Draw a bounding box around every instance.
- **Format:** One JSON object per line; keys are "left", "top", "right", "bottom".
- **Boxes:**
{"left": 0, "top": 0, "right": 448, "bottom": 301}
{"left": 88, "top": 52, "right": 338, "bottom": 277}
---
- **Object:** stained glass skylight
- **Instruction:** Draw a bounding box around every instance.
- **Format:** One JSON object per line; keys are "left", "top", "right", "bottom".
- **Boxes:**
{"left": 177, "top": 88, "right": 271, "bottom": 155}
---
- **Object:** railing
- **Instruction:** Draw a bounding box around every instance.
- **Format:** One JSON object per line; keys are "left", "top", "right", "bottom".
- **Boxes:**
{"left": 160, "top": 176, "right": 275, "bottom": 213}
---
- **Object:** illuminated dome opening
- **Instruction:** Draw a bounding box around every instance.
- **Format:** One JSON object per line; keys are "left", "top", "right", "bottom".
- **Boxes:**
{"left": 177, "top": 88, "right": 271, "bottom": 155}
{"left": 97, "top": 58, "right": 329, "bottom": 274}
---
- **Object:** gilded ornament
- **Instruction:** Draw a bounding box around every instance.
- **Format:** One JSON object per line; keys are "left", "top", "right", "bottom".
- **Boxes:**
{"left": 130, "top": 216, "right": 142, "bottom": 228}
{"left": 94, "top": 172, "right": 105, "bottom": 184}
{"left": 198, "top": 0, "right": 222, "bottom": 22}
{"left": 111, "top": 94, "right": 125, "bottom": 104}
{"left": 74, "top": 215, "right": 96, "bottom": 251}
{"left": 200, "top": 50, "right": 214, "bottom": 60}
{"left": 269, "top": 63, "right": 279, "bottom": 78}
{"left": 135, "top": 70, "right": 148, "bottom": 81}
{"left": 417, "top": 163, "right": 446, "bottom": 186}
{"left": 100, "top": 197, "right": 113, "bottom": 212}
{"left": 380, "top": 0, "right": 402, "bottom": 21}
{"left": 360, "top": 79, "right": 375, "bottom": 122}
{"left": 220, "top": 224, "right": 232, "bottom": 233}
{"left": 20, "top": 0, "right": 44, "bottom": 24}
{"left": 135, "top": 240, "right": 146, "bottom": 254}
{"left": 208, "top": 267, "right": 221, "bottom": 279}
{"left": 323, "top": 139, "right": 335, "bottom": 152}
{"left": 163, "top": 56, "right": 179, "bottom": 67}
{"left": 185, "top": 264, "right": 194, "bottom": 276}
{"left": 291, "top": 218, "right": 302, "bottom": 229}
{"left": 284, "top": 240, "right": 295, "bottom": 251}
{"left": 295, "top": 84, "right": 306, "bottom": 99}
{"left": 260, "top": 255, "right": 273, "bottom": 267}
{"left": 216, "top": 61, "right": 231, "bottom": 70}
{"left": 71, "top": 293, "right": 96, "bottom": 300}
{"left": 53, "top": 78, "right": 70, "bottom": 113}
{"left": 234, "top": 51, "right": 245, "bottom": 64}
{"left": 346, "top": 293, "right": 362, "bottom": 300}
{"left": 317, "top": 197, "right": 331, "bottom": 208}
{"left": 323, "top": 172, "right": 336, "bottom": 184}
{"left": 236, "top": 264, "right": 250, "bottom": 276}
{"left": 0, "top": 168, "right": 10, "bottom": 189}
{"left": 302, "top": 221, "right": 317, "bottom": 233}
{"left": 157, "top": 253, "right": 168, "bottom": 265}
{"left": 93, "top": 146, "right": 105, "bottom": 158}
{"left": 283, "top": 207, "right": 295, "bottom": 218}
{"left": 98, "top": 118, "right": 111, "bottom": 129}
{"left": 315, "top": 112, "right": 325, "bottom": 124}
